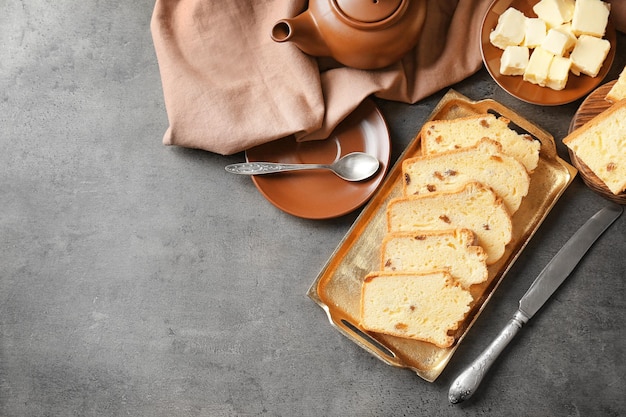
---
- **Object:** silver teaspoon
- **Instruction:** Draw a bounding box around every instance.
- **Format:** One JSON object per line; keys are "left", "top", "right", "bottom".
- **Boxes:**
{"left": 225, "top": 152, "right": 380, "bottom": 182}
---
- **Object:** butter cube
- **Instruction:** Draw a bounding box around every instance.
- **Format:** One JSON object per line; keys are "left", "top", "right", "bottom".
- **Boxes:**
{"left": 571, "top": 0, "right": 610, "bottom": 37}
{"left": 546, "top": 55, "right": 572, "bottom": 90}
{"left": 533, "top": 0, "right": 575, "bottom": 27}
{"left": 524, "top": 47, "right": 554, "bottom": 86}
{"left": 570, "top": 35, "right": 610, "bottom": 77}
{"left": 490, "top": 7, "right": 527, "bottom": 50}
{"left": 523, "top": 18, "right": 547, "bottom": 48}
{"left": 556, "top": 23, "right": 576, "bottom": 39}
{"left": 541, "top": 27, "right": 576, "bottom": 56}
{"left": 500, "top": 46, "right": 530, "bottom": 75}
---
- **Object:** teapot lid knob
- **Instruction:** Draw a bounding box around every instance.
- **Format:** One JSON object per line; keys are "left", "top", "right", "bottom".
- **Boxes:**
{"left": 335, "top": 0, "right": 404, "bottom": 23}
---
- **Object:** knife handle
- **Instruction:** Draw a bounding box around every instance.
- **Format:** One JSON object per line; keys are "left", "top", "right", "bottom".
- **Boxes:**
{"left": 448, "top": 311, "right": 528, "bottom": 404}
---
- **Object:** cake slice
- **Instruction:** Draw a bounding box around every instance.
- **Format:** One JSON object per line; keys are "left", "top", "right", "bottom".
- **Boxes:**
{"left": 360, "top": 271, "right": 473, "bottom": 348}
{"left": 381, "top": 229, "right": 488, "bottom": 288}
{"left": 420, "top": 113, "right": 541, "bottom": 173}
{"left": 387, "top": 182, "right": 512, "bottom": 265}
{"left": 563, "top": 100, "right": 626, "bottom": 195}
{"left": 606, "top": 66, "right": 626, "bottom": 103}
{"left": 403, "top": 138, "right": 530, "bottom": 214}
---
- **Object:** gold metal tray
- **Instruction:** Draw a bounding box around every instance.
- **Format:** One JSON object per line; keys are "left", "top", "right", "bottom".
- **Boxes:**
{"left": 307, "top": 90, "right": 577, "bottom": 382}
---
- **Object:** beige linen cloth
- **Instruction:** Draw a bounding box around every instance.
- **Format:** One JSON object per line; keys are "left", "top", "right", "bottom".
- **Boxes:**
{"left": 151, "top": 0, "right": 626, "bottom": 156}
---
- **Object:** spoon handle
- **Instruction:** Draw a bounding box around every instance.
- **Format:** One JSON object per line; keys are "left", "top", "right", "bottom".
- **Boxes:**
{"left": 225, "top": 162, "right": 328, "bottom": 175}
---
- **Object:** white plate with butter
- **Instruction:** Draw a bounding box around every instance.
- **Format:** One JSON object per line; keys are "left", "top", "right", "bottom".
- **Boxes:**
{"left": 481, "top": 0, "right": 616, "bottom": 105}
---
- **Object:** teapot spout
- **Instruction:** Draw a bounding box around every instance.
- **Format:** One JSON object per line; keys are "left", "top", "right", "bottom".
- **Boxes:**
{"left": 271, "top": 12, "right": 330, "bottom": 58}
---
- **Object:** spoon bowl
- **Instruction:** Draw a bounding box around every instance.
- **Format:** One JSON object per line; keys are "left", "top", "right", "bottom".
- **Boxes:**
{"left": 226, "top": 152, "right": 380, "bottom": 182}
{"left": 327, "top": 152, "right": 381, "bottom": 181}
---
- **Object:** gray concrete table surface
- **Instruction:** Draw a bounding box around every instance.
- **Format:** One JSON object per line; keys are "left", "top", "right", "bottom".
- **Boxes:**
{"left": 2, "top": 1, "right": 625, "bottom": 416}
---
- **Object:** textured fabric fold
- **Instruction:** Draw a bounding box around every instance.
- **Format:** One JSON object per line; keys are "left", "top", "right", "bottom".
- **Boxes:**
{"left": 151, "top": 0, "right": 323, "bottom": 155}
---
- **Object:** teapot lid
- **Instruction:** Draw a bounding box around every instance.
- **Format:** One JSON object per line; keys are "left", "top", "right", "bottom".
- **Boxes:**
{"left": 335, "top": 0, "right": 404, "bottom": 23}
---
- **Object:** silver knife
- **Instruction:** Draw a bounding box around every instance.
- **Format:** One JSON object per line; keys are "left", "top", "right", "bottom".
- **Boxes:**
{"left": 449, "top": 203, "right": 623, "bottom": 404}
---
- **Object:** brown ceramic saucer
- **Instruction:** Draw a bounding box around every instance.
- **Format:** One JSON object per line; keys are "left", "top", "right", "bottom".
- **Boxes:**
{"left": 245, "top": 98, "right": 391, "bottom": 219}
{"left": 481, "top": 0, "right": 616, "bottom": 106}
{"left": 568, "top": 80, "right": 626, "bottom": 204}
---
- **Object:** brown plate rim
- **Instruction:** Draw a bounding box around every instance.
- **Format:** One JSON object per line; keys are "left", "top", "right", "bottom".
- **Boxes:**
{"left": 245, "top": 98, "right": 391, "bottom": 220}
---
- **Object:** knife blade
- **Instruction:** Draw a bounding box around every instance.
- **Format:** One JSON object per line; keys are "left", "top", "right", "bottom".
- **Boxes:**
{"left": 448, "top": 203, "right": 623, "bottom": 404}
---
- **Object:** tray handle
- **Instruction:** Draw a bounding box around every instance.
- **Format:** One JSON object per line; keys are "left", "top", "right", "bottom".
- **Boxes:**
{"left": 337, "top": 318, "right": 400, "bottom": 365}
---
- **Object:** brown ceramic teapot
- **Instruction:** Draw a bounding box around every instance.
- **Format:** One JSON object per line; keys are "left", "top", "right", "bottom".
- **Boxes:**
{"left": 271, "top": 0, "right": 427, "bottom": 70}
